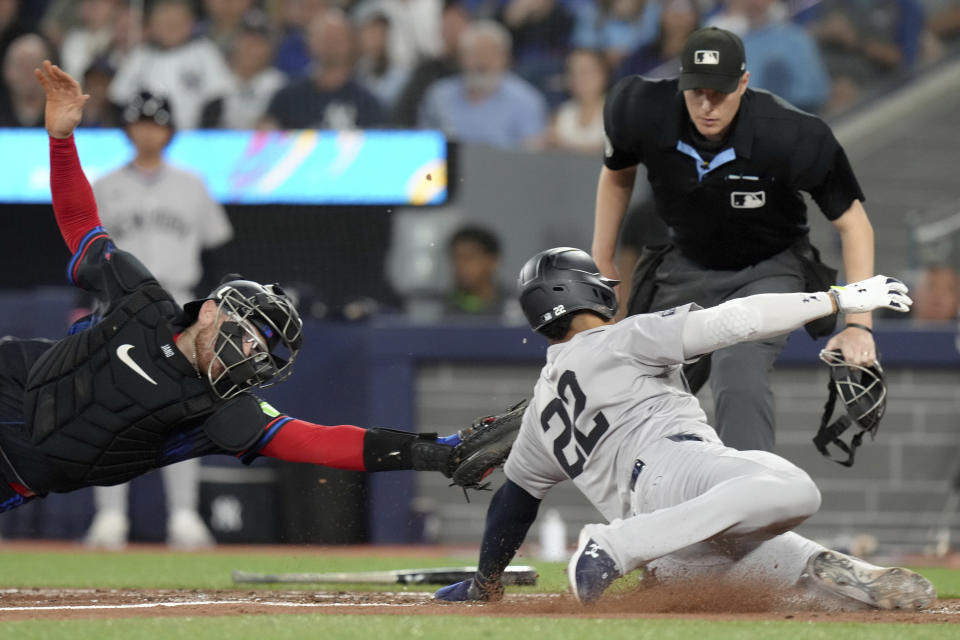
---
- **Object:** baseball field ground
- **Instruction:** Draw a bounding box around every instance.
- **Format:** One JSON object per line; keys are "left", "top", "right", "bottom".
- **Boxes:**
{"left": 0, "top": 541, "right": 957, "bottom": 639}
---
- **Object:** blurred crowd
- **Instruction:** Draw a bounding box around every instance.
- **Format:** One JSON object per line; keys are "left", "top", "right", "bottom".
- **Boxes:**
{"left": 1, "top": 0, "right": 959, "bottom": 152}
{"left": 1, "top": 0, "right": 958, "bottom": 327}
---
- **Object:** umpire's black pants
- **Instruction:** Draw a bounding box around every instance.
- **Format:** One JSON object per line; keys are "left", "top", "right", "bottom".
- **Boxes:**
{"left": 639, "top": 247, "right": 806, "bottom": 452}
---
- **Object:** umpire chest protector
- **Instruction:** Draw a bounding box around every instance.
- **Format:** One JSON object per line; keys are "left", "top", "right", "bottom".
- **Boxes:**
{"left": 23, "top": 285, "right": 216, "bottom": 489}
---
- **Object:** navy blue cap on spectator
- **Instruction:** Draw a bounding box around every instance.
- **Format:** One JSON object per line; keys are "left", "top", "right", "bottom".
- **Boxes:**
{"left": 678, "top": 27, "right": 746, "bottom": 93}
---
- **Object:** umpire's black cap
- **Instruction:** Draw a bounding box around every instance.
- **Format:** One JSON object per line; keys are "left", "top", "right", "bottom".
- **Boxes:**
{"left": 678, "top": 27, "right": 746, "bottom": 93}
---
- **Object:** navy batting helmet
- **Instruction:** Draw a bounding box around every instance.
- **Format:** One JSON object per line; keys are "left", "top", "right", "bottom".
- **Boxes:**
{"left": 122, "top": 91, "right": 174, "bottom": 128}
{"left": 518, "top": 247, "right": 619, "bottom": 331}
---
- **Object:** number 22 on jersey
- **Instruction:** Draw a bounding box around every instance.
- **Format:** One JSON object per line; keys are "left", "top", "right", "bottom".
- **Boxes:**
{"left": 539, "top": 370, "right": 610, "bottom": 479}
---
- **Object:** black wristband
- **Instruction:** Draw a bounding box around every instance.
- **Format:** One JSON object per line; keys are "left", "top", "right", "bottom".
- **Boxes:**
{"left": 845, "top": 322, "right": 873, "bottom": 335}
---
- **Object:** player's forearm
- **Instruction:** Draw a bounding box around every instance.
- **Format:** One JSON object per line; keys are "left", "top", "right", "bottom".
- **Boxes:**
{"left": 834, "top": 201, "right": 875, "bottom": 327}
{"left": 259, "top": 419, "right": 368, "bottom": 470}
{"left": 591, "top": 166, "right": 636, "bottom": 277}
{"left": 259, "top": 420, "right": 454, "bottom": 474}
{"left": 477, "top": 480, "right": 541, "bottom": 583}
{"left": 681, "top": 292, "right": 836, "bottom": 358}
{"left": 49, "top": 135, "right": 102, "bottom": 253}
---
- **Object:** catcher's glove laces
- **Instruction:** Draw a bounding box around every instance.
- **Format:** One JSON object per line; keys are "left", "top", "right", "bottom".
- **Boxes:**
{"left": 446, "top": 399, "right": 528, "bottom": 496}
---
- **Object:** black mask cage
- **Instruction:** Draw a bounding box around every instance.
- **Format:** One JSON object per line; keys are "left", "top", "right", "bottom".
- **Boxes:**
{"left": 813, "top": 349, "right": 887, "bottom": 467}
{"left": 206, "top": 280, "right": 303, "bottom": 399}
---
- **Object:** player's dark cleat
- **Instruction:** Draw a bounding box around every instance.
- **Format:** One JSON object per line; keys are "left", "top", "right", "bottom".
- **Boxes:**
{"left": 804, "top": 550, "right": 936, "bottom": 610}
{"left": 568, "top": 530, "right": 621, "bottom": 604}
{"left": 434, "top": 579, "right": 474, "bottom": 601}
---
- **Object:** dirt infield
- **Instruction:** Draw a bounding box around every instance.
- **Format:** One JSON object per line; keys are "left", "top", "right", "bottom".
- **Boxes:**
{"left": 0, "top": 587, "right": 957, "bottom": 623}
{"left": 1, "top": 543, "right": 958, "bottom": 624}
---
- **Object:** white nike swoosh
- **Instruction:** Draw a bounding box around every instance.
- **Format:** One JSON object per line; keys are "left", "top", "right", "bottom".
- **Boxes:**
{"left": 116, "top": 344, "right": 158, "bottom": 385}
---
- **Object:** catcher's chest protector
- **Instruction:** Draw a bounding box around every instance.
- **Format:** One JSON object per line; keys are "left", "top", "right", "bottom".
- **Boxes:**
{"left": 23, "top": 285, "right": 215, "bottom": 490}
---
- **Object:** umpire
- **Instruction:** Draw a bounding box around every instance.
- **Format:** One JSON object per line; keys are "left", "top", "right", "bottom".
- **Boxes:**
{"left": 592, "top": 27, "right": 876, "bottom": 451}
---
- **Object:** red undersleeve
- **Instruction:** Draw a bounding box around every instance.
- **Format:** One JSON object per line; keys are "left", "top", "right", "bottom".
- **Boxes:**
{"left": 260, "top": 419, "right": 367, "bottom": 471}
{"left": 49, "top": 135, "right": 102, "bottom": 253}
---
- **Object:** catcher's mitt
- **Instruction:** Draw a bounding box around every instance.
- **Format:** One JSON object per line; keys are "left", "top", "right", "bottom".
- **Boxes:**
{"left": 448, "top": 399, "right": 528, "bottom": 490}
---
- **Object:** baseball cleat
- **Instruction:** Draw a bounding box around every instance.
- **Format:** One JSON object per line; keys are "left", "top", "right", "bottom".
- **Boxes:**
{"left": 805, "top": 550, "right": 936, "bottom": 610}
{"left": 568, "top": 529, "right": 621, "bottom": 604}
{"left": 84, "top": 510, "right": 129, "bottom": 551}
{"left": 167, "top": 509, "right": 216, "bottom": 550}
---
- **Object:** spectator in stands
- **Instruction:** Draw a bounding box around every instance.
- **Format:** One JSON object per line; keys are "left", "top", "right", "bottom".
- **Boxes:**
{"left": 271, "top": 0, "right": 331, "bottom": 77}
{"left": 0, "top": 0, "right": 31, "bottom": 63}
{"left": 0, "top": 0, "right": 29, "bottom": 106}
{"left": 570, "top": 0, "right": 662, "bottom": 68}
{"left": 197, "top": 0, "right": 256, "bottom": 57}
{"left": 354, "top": 6, "right": 410, "bottom": 111}
{"left": 262, "top": 7, "right": 383, "bottom": 129}
{"left": 912, "top": 265, "right": 960, "bottom": 323}
{"left": 104, "top": 0, "right": 143, "bottom": 70}
{"left": 418, "top": 19, "right": 547, "bottom": 149}
{"left": 202, "top": 11, "right": 285, "bottom": 129}
{"left": 920, "top": 0, "right": 960, "bottom": 43}
{"left": 497, "top": 0, "right": 574, "bottom": 106}
{"left": 445, "top": 224, "right": 516, "bottom": 318}
{"left": 0, "top": 33, "right": 52, "bottom": 127}
{"left": 618, "top": 0, "right": 700, "bottom": 79}
{"left": 460, "top": 0, "right": 508, "bottom": 17}
{"left": 109, "top": 0, "right": 232, "bottom": 130}
{"left": 85, "top": 91, "right": 233, "bottom": 549}
{"left": 79, "top": 58, "right": 119, "bottom": 127}
{"left": 810, "top": 0, "right": 926, "bottom": 113}
{"left": 355, "top": 0, "right": 443, "bottom": 70}
{"left": 546, "top": 48, "right": 608, "bottom": 153}
{"left": 38, "top": 0, "right": 80, "bottom": 51}
{"left": 392, "top": 0, "right": 469, "bottom": 127}
{"left": 731, "top": 0, "right": 831, "bottom": 113}
{"left": 59, "top": 0, "right": 117, "bottom": 80}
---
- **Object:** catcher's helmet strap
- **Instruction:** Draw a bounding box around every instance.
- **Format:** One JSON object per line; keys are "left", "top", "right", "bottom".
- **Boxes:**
{"left": 813, "top": 379, "right": 863, "bottom": 467}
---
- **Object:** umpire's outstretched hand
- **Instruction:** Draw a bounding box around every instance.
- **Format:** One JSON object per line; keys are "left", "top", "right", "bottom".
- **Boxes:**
{"left": 34, "top": 60, "right": 88, "bottom": 139}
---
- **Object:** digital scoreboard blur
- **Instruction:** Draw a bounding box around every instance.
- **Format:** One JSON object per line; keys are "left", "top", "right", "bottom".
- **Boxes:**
{"left": 0, "top": 128, "right": 448, "bottom": 205}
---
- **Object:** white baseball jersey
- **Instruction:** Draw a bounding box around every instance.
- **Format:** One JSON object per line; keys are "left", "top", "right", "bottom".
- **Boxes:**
{"left": 503, "top": 304, "right": 722, "bottom": 522}
{"left": 109, "top": 38, "right": 233, "bottom": 130}
{"left": 220, "top": 68, "right": 286, "bottom": 130}
{"left": 93, "top": 163, "right": 233, "bottom": 304}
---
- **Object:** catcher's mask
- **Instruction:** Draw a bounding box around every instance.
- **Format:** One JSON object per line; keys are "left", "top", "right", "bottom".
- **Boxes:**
{"left": 518, "top": 247, "right": 619, "bottom": 331}
{"left": 187, "top": 279, "right": 303, "bottom": 399}
{"left": 813, "top": 349, "right": 887, "bottom": 467}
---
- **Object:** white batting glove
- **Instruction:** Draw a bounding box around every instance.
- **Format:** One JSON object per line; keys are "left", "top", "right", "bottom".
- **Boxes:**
{"left": 829, "top": 275, "right": 912, "bottom": 314}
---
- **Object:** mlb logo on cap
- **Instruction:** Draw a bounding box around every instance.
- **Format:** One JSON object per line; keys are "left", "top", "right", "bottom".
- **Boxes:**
{"left": 695, "top": 50, "right": 720, "bottom": 65}
{"left": 679, "top": 27, "right": 746, "bottom": 93}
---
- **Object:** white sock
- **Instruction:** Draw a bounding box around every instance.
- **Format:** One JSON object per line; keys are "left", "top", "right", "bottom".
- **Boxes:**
{"left": 162, "top": 459, "right": 201, "bottom": 514}
{"left": 93, "top": 483, "right": 128, "bottom": 514}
